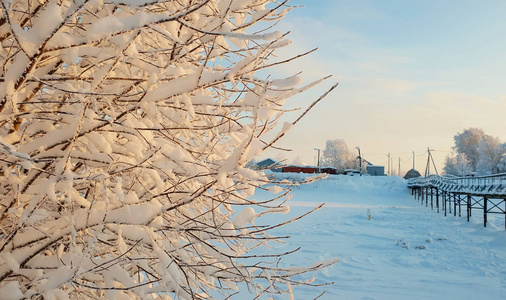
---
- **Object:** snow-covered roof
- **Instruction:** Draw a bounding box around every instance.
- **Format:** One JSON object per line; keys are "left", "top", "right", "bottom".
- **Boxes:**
{"left": 256, "top": 158, "right": 283, "bottom": 167}
{"left": 284, "top": 164, "right": 317, "bottom": 168}
{"left": 404, "top": 169, "right": 421, "bottom": 179}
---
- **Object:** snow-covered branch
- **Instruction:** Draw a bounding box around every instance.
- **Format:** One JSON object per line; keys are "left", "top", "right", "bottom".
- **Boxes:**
{"left": 0, "top": 0, "right": 337, "bottom": 298}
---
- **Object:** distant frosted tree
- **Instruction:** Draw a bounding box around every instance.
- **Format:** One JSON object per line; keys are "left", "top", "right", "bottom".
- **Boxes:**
{"left": 497, "top": 144, "right": 506, "bottom": 173}
{"left": 0, "top": 0, "right": 338, "bottom": 298}
{"left": 275, "top": 152, "right": 288, "bottom": 164}
{"left": 476, "top": 136, "right": 505, "bottom": 175}
{"left": 322, "top": 139, "right": 355, "bottom": 172}
{"left": 291, "top": 155, "right": 305, "bottom": 166}
{"left": 443, "top": 153, "right": 472, "bottom": 176}
{"left": 453, "top": 128, "right": 485, "bottom": 171}
{"left": 447, "top": 128, "right": 506, "bottom": 175}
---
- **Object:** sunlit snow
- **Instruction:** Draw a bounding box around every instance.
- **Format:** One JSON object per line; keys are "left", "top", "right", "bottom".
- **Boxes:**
{"left": 238, "top": 173, "right": 506, "bottom": 299}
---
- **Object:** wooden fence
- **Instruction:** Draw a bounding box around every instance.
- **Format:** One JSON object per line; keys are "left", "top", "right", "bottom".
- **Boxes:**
{"left": 407, "top": 173, "right": 506, "bottom": 229}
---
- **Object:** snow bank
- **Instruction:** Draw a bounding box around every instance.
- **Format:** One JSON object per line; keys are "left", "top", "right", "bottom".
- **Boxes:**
{"left": 241, "top": 171, "right": 506, "bottom": 300}
{"left": 269, "top": 172, "right": 408, "bottom": 197}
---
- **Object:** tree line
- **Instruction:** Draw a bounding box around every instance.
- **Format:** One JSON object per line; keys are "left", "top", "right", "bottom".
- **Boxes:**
{"left": 318, "top": 128, "right": 506, "bottom": 178}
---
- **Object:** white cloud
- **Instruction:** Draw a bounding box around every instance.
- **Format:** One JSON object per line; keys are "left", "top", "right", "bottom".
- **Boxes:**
{"left": 260, "top": 1, "right": 506, "bottom": 172}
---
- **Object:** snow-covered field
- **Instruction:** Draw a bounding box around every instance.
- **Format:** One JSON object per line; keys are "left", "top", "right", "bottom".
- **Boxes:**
{"left": 241, "top": 174, "right": 506, "bottom": 299}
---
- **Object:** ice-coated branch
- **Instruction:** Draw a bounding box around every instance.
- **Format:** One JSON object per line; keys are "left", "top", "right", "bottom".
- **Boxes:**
{"left": 0, "top": 0, "right": 338, "bottom": 298}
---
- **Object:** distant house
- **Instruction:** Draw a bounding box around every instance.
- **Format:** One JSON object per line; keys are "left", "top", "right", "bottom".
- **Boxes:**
{"left": 282, "top": 165, "right": 317, "bottom": 174}
{"left": 256, "top": 158, "right": 283, "bottom": 172}
{"left": 366, "top": 165, "right": 385, "bottom": 176}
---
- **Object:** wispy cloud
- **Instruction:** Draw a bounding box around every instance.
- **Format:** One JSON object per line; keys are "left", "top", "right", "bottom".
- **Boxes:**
{"left": 262, "top": 1, "right": 506, "bottom": 172}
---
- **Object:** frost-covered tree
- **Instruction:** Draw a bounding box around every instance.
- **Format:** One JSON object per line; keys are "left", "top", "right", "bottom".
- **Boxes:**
{"left": 452, "top": 128, "right": 485, "bottom": 171}
{"left": 476, "top": 135, "right": 505, "bottom": 175}
{"left": 448, "top": 128, "right": 506, "bottom": 175}
{"left": 497, "top": 145, "right": 506, "bottom": 173}
{"left": 321, "top": 139, "right": 355, "bottom": 173}
{"left": 443, "top": 153, "right": 471, "bottom": 176}
{"left": 0, "top": 0, "right": 338, "bottom": 299}
{"left": 274, "top": 152, "right": 288, "bottom": 164}
{"left": 291, "top": 155, "right": 304, "bottom": 166}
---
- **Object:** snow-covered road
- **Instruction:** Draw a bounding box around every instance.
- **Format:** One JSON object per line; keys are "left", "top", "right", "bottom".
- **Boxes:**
{"left": 243, "top": 174, "right": 506, "bottom": 299}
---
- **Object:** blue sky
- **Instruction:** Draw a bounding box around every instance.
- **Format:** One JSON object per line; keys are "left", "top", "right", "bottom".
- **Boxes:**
{"left": 262, "top": 0, "right": 506, "bottom": 174}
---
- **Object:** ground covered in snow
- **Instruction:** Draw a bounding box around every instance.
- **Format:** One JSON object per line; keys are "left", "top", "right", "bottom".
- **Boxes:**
{"left": 240, "top": 174, "right": 506, "bottom": 299}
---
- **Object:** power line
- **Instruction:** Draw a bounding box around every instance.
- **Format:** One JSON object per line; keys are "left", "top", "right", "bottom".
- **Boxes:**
{"left": 400, "top": 156, "right": 412, "bottom": 162}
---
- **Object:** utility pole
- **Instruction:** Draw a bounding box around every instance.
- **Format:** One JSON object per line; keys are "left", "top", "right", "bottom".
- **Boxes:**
{"left": 313, "top": 148, "right": 320, "bottom": 173}
{"left": 399, "top": 157, "right": 401, "bottom": 177}
{"left": 412, "top": 150, "right": 415, "bottom": 170}
{"left": 430, "top": 149, "right": 438, "bottom": 176}
{"left": 425, "top": 148, "right": 431, "bottom": 177}
{"left": 356, "top": 146, "right": 362, "bottom": 176}
{"left": 387, "top": 153, "right": 391, "bottom": 176}
{"left": 424, "top": 148, "right": 439, "bottom": 177}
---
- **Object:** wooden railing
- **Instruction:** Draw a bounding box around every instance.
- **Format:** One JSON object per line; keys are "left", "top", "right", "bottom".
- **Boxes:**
{"left": 407, "top": 174, "right": 506, "bottom": 229}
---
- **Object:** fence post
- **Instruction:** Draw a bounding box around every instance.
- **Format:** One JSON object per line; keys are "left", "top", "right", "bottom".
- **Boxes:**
{"left": 431, "top": 187, "right": 434, "bottom": 210}
{"left": 444, "top": 192, "right": 447, "bottom": 217}
{"left": 483, "top": 197, "right": 488, "bottom": 228}
{"left": 436, "top": 189, "right": 439, "bottom": 213}
{"left": 454, "top": 194, "right": 457, "bottom": 217}
{"left": 467, "top": 194, "right": 471, "bottom": 222}
{"left": 449, "top": 193, "right": 452, "bottom": 215}
{"left": 458, "top": 194, "right": 461, "bottom": 217}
